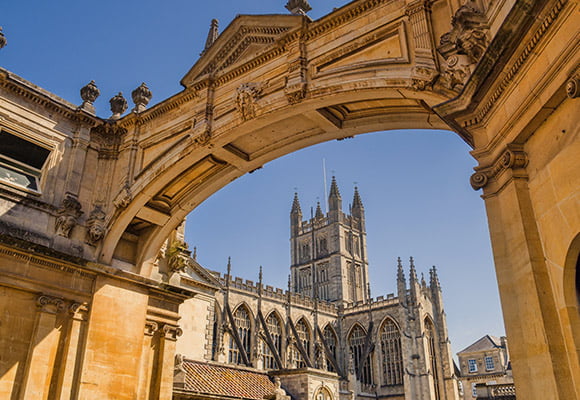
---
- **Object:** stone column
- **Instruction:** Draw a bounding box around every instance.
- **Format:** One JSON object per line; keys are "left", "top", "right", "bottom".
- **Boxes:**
{"left": 152, "top": 324, "right": 182, "bottom": 399}
{"left": 136, "top": 320, "right": 158, "bottom": 400}
{"left": 54, "top": 302, "right": 89, "bottom": 400}
{"left": 18, "top": 294, "right": 64, "bottom": 400}
{"left": 473, "top": 146, "right": 578, "bottom": 400}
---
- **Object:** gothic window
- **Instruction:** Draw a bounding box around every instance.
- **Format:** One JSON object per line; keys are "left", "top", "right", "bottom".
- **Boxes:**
{"left": 301, "top": 242, "right": 311, "bottom": 262}
{"left": 425, "top": 318, "right": 441, "bottom": 400}
{"left": 228, "top": 306, "right": 251, "bottom": 365}
{"left": 323, "top": 325, "right": 338, "bottom": 372}
{"left": 380, "top": 318, "right": 403, "bottom": 385}
{"left": 353, "top": 236, "right": 360, "bottom": 256}
{"left": 0, "top": 130, "right": 50, "bottom": 193}
{"left": 299, "top": 267, "right": 311, "bottom": 293}
{"left": 262, "top": 312, "right": 282, "bottom": 370}
{"left": 349, "top": 263, "right": 357, "bottom": 301}
{"left": 349, "top": 324, "right": 373, "bottom": 386}
{"left": 346, "top": 233, "right": 352, "bottom": 253}
{"left": 318, "top": 237, "right": 328, "bottom": 256}
{"left": 294, "top": 318, "right": 311, "bottom": 368}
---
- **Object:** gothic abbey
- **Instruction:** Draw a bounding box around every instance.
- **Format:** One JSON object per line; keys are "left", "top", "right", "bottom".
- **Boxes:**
{"left": 173, "top": 178, "right": 458, "bottom": 400}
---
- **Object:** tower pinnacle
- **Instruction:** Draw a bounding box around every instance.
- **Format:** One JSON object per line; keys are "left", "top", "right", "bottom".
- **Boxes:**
{"left": 203, "top": 19, "right": 219, "bottom": 54}
{"left": 291, "top": 192, "right": 302, "bottom": 215}
{"left": 328, "top": 176, "right": 342, "bottom": 212}
{"left": 315, "top": 201, "right": 324, "bottom": 219}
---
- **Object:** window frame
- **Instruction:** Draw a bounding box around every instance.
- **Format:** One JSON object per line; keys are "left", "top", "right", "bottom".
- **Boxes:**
{"left": 468, "top": 358, "right": 478, "bottom": 373}
{"left": 484, "top": 355, "right": 495, "bottom": 371}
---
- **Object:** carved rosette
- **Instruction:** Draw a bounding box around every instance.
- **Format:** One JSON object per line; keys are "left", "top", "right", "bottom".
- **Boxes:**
{"left": 131, "top": 82, "right": 152, "bottom": 113}
{"left": 90, "top": 122, "right": 127, "bottom": 159}
{"left": 471, "top": 145, "right": 528, "bottom": 190}
{"left": 109, "top": 92, "right": 128, "bottom": 120}
{"left": 55, "top": 193, "right": 83, "bottom": 238}
{"left": 235, "top": 83, "right": 263, "bottom": 121}
{"left": 437, "top": 2, "right": 489, "bottom": 91}
{"left": 86, "top": 204, "right": 106, "bottom": 245}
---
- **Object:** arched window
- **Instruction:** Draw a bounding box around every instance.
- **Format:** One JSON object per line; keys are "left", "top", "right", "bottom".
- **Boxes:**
{"left": 262, "top": 312, "right": 282, "bottom": 369}
{"left": 323, "top": 325, "right": 338, "bottom": 372}
{"left": 425, "top": 318, "right": 441, "bottom": 400}
{"left": 349, "top": 324, "right": 373, "bottom": 386}
{"left": 380, "top": 318, "right": 403, "bottom": 385}
{"left": 315, "top": 387, "right": 333, "bottom": 400}
{"left": 228, "top": 306, "right": 251, "bottom": 365}
{"left": 294, "top": 318, "right": 311, "bottom": 368}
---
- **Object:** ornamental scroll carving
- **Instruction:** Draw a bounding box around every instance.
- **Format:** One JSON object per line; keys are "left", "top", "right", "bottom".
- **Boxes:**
{"left": 470, "top": 145, "right": 528, "bottom": 190}
{"left": 235, "top": 82, "right": 263, "bottom": 121}
{"left": 37, "top": 294, "right": 65, "bottom": 313}
{"left": 55, "top": 193, "right": 83, "bottom": 238}
{"left": 406, "top": 0, "right": 438, "bottom": 91}
{"left": 437, "top": 1, "right": 489, "bottom": 91}
{"left": 161, "top": 324, "right": 183, "bottom": 341}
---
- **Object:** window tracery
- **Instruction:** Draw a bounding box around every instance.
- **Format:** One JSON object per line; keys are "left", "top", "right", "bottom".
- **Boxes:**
{"left": 323, "top": 325, "right": 337, "bottom": 372}
{"left": 425, "top": 318, "right": 441, "bottom": 400}
{"left": 228, "top": 306, "right": 251, "bottom": 365}
{"left": 349, "top": 324, "right": 373, "bottom": 386}
{"left": 380, "top": 318, "right": 403, "bottom": 385}
{"left": 294, "top": 318, "right": 311, "bottom": 368}
{"left": 262, "top": 312, "right": 282, "bottom": 369}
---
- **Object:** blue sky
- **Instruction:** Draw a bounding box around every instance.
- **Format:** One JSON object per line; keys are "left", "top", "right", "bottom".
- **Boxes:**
{"left": 2, "top": 0, "right": 504, "bottom": 355}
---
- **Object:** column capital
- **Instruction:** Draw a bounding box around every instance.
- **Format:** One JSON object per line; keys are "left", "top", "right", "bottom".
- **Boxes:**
{"left": 161, "top": 324, "right": 183, "bottom": 341}
{"left": 470, "top": 144, "right": 528, "bottom": 191}
{"left": 36, "top": 294, "right": 65, "bottom": 314}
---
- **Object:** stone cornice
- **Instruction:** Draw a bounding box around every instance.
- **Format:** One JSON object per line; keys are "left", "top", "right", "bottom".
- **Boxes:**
{"left": 0, "top": 68, "right": 100, "bottom": 126}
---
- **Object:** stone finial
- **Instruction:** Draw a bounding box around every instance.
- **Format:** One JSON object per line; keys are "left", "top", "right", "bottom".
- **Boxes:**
{"left": 315, "top": 201, "right": 324, "bottom": 219}
{"left": 285, "top": 0, "right": 312, "bottom": 15}
{"left": 203, "top": 19, "right": 219, "bottom": 54}
{"left": 0, "top": 27, "right": 7, "bottom": 49}
{"left": 192, "top": 246, "right": 197, "bottom": 261}
{"left": 131, "top": 82, "right": 152, "bottom": 113}
{"left": 80, "top": 80, "right": 100, "bottom": 113}
{"left": 109, "top": 92, "right": 128, "bottom": 120}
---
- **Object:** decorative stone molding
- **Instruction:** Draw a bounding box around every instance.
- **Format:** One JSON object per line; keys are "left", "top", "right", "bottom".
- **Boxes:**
{"left": 55, "top": 193, "right": 83, "bottom": 238}
{"left": 90, "top": 122, "right": 127, "bottom": 159}
{"left": 161, "top": 324, "right": 183, "bottom": 341}
{"left": 131, "top": 82, "right": 152, "bottom": 113}
{"left": 113, "top": 183, "right": 132, "bottom": 209}
{"left": 109, "top": 92, "right": 128, "bottom": 120}
{"left": 406, "top": 0, "right": 439, "bottom": 90}
{"left": 37, "top": 294, "right": 65, "bottom": 313}
{"left": 235, "top": 82, "right": 263, "bottom": 121}
{"left": 566, "top": 72, "right": 579, "bottom": 98}
{"left": 80, "top": 80, "right": 100, "bottom": 113}
{"left": 166, "top": 240, "right": 190, "bottom": 273}
{"left": 437, "top": 1, "right": 489, "bottom": 91}
{"left": 470, "top": 145, "right": 528, "bottom": 190}
{"left": 145, "top": 320, "right": 159, "bottom": 336}
{"left": 86, "top": 205, "right": 106, "bottom": 245}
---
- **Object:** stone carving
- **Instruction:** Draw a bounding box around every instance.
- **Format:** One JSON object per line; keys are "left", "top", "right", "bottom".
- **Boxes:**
{"left": 202, "top": 19, "right": 219, "bottom": 54}
{"left": 90, "top": 123, "right": 127, "bottom": 159}
{"left": 145, "top": 320, "right": 159, "bottom": 336}
{"left": 471, "top": 145, "right": 528, "bottom": 190}
{"left": 37, "top": 294, "right": 65, "bottom": 313}
{"left": 566, "top": 74, "right": 579, "bottom": 99}
{"left": 86, "top": 205, "right": 106, "bottom": 245}
{"left": 80, "top": 80, "right": 100, "bottom": 113}
{"left": 131, "top": 82, "right": 152, "bottom": 113}
{"left": 405, "top": 1, "right": 439, "bottom": 90}
{"left": 0, "top": 27, "right": 6, "bottom": 49}
{"left": 109, "top": 92, "right": 128, "bottom": 120}
{"left": 235, "top": 83, "right": 262, "bottom": 121}
{"left": 166, "top": 240, "right": 190, "bottom": 273}
{"left": 113, "top": 183, "right": 132, "bottom": 209}
{"left": 161, "top": 324, "right": 183, "bottom": 341}
{"left": 285, "top": 0, "right": 311, "bottom": 15}
{"left": 268, "top": 377, "right": 291, "bottom": 400}
{"left": 437, "top": 1, "right": 489, "bottom": 91}
{"left": 55, "top": 193, "right": 83, "bottom": 238}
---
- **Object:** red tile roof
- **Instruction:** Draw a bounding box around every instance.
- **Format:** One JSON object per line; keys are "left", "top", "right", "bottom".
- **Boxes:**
{"left": 182, "top": 359, "right": 276, "bottom": 400}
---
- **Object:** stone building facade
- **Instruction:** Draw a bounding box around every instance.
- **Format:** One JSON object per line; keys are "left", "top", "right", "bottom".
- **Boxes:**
{"left": 175, "top": 180, "right": 459, "bottom": 400}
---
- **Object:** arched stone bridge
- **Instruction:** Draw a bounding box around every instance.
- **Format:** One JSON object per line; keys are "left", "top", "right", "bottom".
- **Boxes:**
{"left": 0, "top": 0, "right": 578, "bottom": 399}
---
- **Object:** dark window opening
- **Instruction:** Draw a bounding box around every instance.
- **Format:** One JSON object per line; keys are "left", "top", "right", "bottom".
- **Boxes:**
{"left": 0, "top": 130, "right": 50, "bottom": 192}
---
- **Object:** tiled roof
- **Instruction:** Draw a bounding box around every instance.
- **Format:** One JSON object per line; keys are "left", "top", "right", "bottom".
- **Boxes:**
{"left": 458, "top": 335, "right": 503, "bottom": 354}
{"left": 182, "top": 359, "right": 276, "bottom": 400}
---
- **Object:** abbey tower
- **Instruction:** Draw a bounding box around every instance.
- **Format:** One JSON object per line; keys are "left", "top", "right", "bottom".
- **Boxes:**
{"left": 290, "top": 177, "right": 369, "bottom": 304}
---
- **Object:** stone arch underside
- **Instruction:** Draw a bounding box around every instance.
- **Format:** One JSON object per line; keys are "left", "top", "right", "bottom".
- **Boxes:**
{"left": 93, "top": 0, "right": 480, "bottom": 274}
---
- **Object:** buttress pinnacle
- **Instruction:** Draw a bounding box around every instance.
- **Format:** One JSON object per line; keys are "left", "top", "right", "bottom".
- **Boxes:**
{"left": 202, "top": 19, "right": 219, "bottom": 54}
